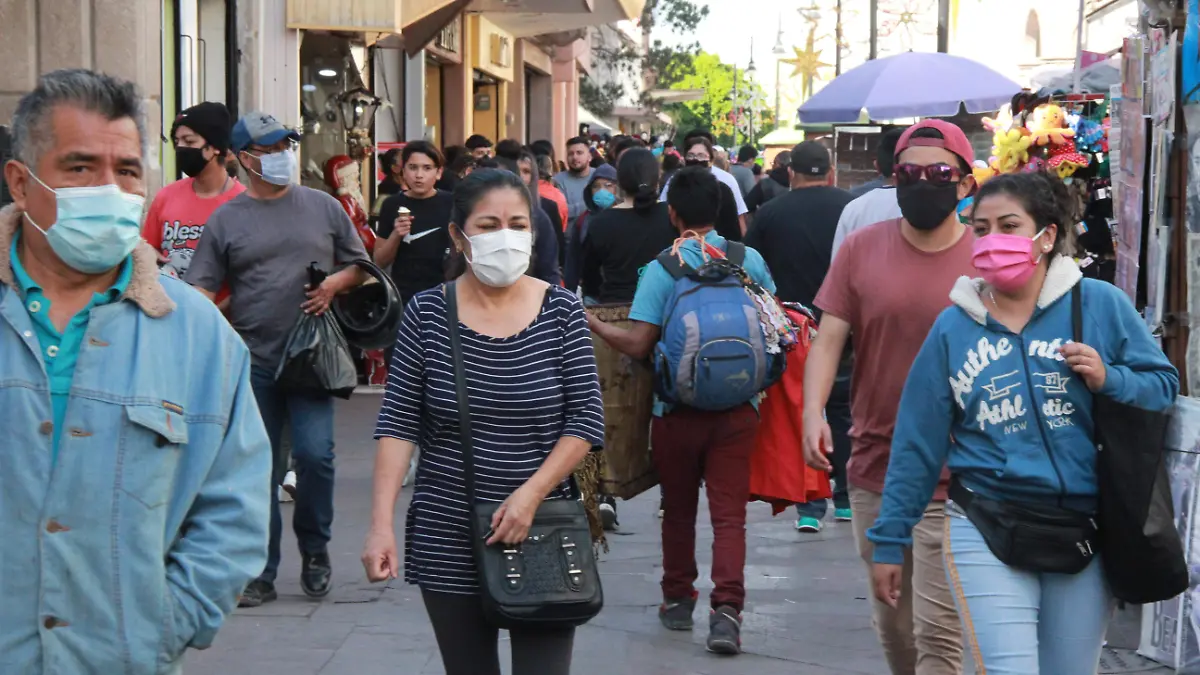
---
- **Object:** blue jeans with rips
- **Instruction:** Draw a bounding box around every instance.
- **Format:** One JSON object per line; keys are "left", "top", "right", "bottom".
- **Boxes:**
{"left": 250, "top": 366, "right": 336, "bottom": 584}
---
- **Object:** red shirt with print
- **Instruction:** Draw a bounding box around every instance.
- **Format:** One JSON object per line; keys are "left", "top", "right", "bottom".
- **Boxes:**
{"left": 142, "top": 177, "right": 244, "bottom": 303}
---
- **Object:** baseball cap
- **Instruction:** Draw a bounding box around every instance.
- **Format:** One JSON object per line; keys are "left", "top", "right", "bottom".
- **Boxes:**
{"left": 790, "top": 140, "right": 832, "bottom": 176}
{"left": 894, "top": 119, "right": 975, "bottom": 167}
{"left": 171, "top": 102, "right": 232, "bottom": 152}
{"left": 231, "top": 111, "right": 301, "bottom": 153}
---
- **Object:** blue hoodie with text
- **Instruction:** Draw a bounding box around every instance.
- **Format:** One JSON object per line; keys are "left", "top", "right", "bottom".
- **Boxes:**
{"left": 867, "top": 257, "right": 1178, "bottom": 565}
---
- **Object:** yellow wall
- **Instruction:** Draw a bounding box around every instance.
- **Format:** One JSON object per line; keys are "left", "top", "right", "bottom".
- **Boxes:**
{"left": 425, "top": 63, "right": 442, "bottom": 146}
{"left": 468, "top": 15, "right": 514, "bottom": 83}
{"left": 472, "top": 82, "right": 499, "bottom": 141}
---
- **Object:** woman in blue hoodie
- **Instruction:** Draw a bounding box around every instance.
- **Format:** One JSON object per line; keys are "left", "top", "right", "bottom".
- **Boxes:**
{"left": 867, "top": 171, "right": 1178, "bottom": 674}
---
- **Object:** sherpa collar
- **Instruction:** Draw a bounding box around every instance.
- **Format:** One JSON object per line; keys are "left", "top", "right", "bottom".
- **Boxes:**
{"left": 949, "top": 254, "right": 1083, "bottom": 325}
{"left": 0, "top": 204, "right": 175, "bottom": 318}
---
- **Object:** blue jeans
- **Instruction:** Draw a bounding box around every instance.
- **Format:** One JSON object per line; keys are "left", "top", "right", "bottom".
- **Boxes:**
{"left": 797, "top": 363, "right": 852, "bottom": 519}
{"left": 944, "top": 505, "right": 1113, "bottom": 675}
{"left": 250, "top": 366, "right": 336, "bottom": 584}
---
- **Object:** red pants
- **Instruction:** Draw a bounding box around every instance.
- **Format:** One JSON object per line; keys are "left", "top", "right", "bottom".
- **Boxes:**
{"left": 652, "top": 404, "right": 759, "bottom": 612}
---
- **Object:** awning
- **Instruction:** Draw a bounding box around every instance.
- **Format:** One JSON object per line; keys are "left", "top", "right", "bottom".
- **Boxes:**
{"left": 578, "top": 106, "right": 614, "bottom": 135}
{"left": 467, "top": 0, "right": 645, "bottom": 38}
{"left": 369, "top": 0, "right": 472, "bottom": 56}
{"left": 611, "top": 106, "right": 671, "bottom": 126}
{"left": 646, "top": 88, "right": 705, "bottom": 105}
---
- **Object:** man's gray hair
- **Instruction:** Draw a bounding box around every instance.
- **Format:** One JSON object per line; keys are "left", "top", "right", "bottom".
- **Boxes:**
{"left": 11, "top": 68, "right": 146, "bottom": 167}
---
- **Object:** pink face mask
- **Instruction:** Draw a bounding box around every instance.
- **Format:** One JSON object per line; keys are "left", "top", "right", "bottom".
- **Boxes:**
{"left": 971, "top": 229, "right": 1048, "bottom": 293}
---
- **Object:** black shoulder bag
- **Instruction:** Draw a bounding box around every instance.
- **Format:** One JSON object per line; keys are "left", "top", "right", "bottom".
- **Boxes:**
{"left": 444, "top": 282, "right": 604, "bottom": 628}
{"left": 1072, "top": 283, "right": 1187, "bottom": 604}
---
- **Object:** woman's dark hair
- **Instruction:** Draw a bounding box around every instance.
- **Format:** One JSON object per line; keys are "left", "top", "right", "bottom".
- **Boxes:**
{"left": 530, "top": 139, "right": 556, "bottom": 160}
{"left": 617, "top": 147, "right": 660, "bottom": 213}
{"left": 751, "top": 163, "right": 762, "bottom": 176}
{"left": 609, "top": 136, "right": 645, "bottom": 166}
{"left": 444, "top": 145, "right": 469, "bottom": 167}
{"left": 448, "top": 152, "right": 476, "bottom": 177}
{"left": 381, "top": 148, "right": 402, "bottom": 174}
{"left": 971, "top": 171, "right": 1078, "bottom": 259}
{"left": 495, "top": 138, "right": 523, "bottom": 161}
{"left": 685, "top": 137, "right": 715, "bottom": 160}
{"left": 401, "top": 140, "right": 444, "bottom": 168}
{"left": 661, "top": 152, "right": 682, "bottom": 174}
{"left": 445, "top": 169, "right": 535, "bottom": 279}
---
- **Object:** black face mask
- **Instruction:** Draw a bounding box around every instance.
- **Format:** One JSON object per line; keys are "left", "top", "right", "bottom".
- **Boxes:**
{"left": 897, "top": 181, "right": 960, "bottom": 231}
{"left": 176, "top": 146, "right": 211, "bottom": 178}
{"left": 685, "top": 159, "right": 710, "bottom": 168}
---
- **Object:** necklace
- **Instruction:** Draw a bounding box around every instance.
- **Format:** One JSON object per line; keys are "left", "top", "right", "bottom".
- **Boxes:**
{"left": 193, "top": 175, "right": 231, "bottom": 198}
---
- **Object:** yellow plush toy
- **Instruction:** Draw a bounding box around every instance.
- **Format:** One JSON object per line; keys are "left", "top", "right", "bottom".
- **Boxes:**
{"left": 992, "top": 128, "right": 1033, "bottom": 173}
{"left": 1027, "top": 104, "right": 1075, "bottom": 147}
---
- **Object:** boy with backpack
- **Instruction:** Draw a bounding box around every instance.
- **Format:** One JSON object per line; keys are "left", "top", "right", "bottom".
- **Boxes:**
{"left": 587, "top": 166, "right": 778, "bottom": 656}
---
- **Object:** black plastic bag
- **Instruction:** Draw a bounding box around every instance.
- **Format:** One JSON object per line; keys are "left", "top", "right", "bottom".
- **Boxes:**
{"left": 1073, "top": 286, "right": 1187, "bottom": 604}
{"left": 275, "top": 311, "right": 358, "bottom": 399}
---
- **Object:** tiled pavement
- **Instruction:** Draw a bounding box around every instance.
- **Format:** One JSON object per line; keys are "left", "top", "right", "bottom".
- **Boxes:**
{"left": 187, "top": 396, "right": 1168, "bottom": 675}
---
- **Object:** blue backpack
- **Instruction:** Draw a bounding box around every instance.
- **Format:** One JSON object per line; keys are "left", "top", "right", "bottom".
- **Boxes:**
{"left": 652, "top": 242, "right": 784, "bottom": 411}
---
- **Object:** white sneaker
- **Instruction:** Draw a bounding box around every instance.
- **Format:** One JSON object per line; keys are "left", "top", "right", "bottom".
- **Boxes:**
{"left": 280, "top": 470, "right": 297, "bottom": 502}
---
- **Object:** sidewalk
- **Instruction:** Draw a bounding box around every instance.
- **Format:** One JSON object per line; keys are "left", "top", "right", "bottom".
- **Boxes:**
{"left": 187, "top": 396, "right": 1167, "bottom": 674}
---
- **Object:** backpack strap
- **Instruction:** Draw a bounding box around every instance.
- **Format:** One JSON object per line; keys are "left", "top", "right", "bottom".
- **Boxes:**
{"left": 725, "top": 241, "right": 746, "bottom": 266}
{"left": 656, "top": 250, "right": 693, "bottom": 280}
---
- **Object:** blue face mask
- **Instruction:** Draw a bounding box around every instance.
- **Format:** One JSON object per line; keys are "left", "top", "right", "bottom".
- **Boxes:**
{"left": 23, "top": 170, "right": 145, "bottom": 274}
{"left": 592, "top": 189, "right": 616, "bottom": 209}
{"left": 247, "top": 148, "right": 296, "bottom": 186}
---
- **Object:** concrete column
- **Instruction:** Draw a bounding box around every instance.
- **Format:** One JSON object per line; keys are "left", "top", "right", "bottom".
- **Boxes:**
{"left": 0, "top": 0, "right": 163, "bottom": 192}
{"left": 507, "top": 42, "right": 527, "bottom": 144}
{"left": 238, "top": 0, "right": 300, "bottom": 128}
{"left": 404, "top": 50, "right": 426, "bottom": 141}
{"left": 373, "top": 47, "right": 405, "bottom": 145}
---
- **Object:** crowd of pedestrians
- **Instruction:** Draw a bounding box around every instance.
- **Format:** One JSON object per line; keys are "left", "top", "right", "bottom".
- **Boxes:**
{"left": 0, "top": 67, "right": 1179, "bottom": 675}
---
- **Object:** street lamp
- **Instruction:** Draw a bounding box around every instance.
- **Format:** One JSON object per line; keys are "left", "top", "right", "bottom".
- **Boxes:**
{"left": 772, "top": 17, "right": 786, "bottom": 132}
{"left": 732, "top": 38, "right": 758, "bottom": 149}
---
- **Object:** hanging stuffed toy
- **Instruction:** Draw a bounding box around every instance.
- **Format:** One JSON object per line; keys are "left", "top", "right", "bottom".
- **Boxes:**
{"left": 1046, "top": 139, "right": 1090, "bottom": 179}
{"left": 1027, "top": 104, "right": 1075, "bottom": 146}
{"left": 992, "top": 127, "right": 1034, "bottom": 173}
{"left": 1074, "top": 119, "right": 1106, "bottom": 154}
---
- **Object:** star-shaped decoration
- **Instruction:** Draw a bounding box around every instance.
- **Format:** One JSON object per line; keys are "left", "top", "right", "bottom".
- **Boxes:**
{"left": 782, "top": 45, "right": 831, "bottom": 81}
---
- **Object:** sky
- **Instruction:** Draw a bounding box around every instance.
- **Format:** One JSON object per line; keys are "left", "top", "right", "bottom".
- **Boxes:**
{"left": 659, "top": 0, "right": 834, "bottom": 116}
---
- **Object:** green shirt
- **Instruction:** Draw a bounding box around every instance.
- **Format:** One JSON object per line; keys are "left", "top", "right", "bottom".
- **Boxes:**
{"left": 10, "top": 234, "right": 131, "bottom": 462}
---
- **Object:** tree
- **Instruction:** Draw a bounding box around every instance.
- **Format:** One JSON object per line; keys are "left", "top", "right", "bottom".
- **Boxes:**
{"left": 588, "top": 0, "right": 710, "bottom": 107}
{"left": 663, "top": 51, "right": 772, "bottom": 148}
{"left": 579, "top": 77, "right": 624, "bottom": 117}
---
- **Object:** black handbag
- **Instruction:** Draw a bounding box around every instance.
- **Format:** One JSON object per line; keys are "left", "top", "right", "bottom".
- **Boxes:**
{"left": 444, "top": 282, "right": 604, "bottom": 629}
{"left": 949, "top": 476, "right": 1097, "bottom": 574}
{"left": 1072, "top": 284, "right": 1188, "bottom": 604}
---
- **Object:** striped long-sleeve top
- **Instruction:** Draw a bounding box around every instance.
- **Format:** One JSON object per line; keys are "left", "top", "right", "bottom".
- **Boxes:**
{"left": 374, "top": 284, "right": 605, "bottom": 594}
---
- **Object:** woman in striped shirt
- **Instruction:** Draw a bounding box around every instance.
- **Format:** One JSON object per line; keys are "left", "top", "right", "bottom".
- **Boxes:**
{"left": 362, "top": 169, "right": 605, "bottom": 675}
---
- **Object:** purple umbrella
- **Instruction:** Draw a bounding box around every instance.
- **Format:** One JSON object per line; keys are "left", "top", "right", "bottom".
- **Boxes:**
{"left": 797, "top": 52, "right": 1023, "bottom": 123}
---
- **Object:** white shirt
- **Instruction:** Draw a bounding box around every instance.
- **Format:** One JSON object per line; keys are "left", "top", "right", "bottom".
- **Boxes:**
{"left": 659, "top": 165, "right": 749, "bottom": 215}
{"left": 831, "top": 186, "right": 903, "bottom": 261}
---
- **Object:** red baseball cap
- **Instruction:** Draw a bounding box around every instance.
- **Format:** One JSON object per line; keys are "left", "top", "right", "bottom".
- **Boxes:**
{"left": 894, "top": 119, "right": 975, "bottom": 167}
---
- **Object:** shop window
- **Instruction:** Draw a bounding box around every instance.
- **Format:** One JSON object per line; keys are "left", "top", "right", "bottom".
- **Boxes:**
{"left": 299, "top": 32, "right": 368, "bottom": 192}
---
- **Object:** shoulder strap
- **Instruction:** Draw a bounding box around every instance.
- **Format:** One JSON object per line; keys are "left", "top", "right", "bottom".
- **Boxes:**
{"left": 1071, "top": 282, "right": 1083, "bottom": 344}
{"left": 444, "top": 282, "right": 478, "bottom": 508}
{"left": 725, "top": 241, "right": 746, "bottom": 267}
{"left": 656, "top": 250, "right": 692, "bottom": 280}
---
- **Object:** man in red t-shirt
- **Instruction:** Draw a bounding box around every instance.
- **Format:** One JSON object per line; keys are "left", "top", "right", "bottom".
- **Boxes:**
{"left": 142, "top": 102, "right": 243, "bottom": 306}
{"left": 804, "top": 120, "right": 976, "bottom": 675}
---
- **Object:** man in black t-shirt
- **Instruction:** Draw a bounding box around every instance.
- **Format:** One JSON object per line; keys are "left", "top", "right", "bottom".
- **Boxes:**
{"left": 375, "top": 141, "right": 454, "bottom": 305}
{"left": 744, "top": 141, "right": 855, "bottom": 532}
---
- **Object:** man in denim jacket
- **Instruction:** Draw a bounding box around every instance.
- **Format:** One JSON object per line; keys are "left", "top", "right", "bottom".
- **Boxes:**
{"left": 0, "top": 69, "right": 271, "bottom": 674}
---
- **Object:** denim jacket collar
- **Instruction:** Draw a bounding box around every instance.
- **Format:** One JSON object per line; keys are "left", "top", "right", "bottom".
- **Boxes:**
{"left": 0, "top": 204, "right": 175, "bottom": 318}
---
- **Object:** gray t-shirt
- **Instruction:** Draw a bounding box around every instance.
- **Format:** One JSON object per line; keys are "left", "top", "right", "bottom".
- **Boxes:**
{"left": 554, "top": 169, "right": 593, "bottom": 224}
{"left": 187, "top": 185, "right": 368, "bottom": 370}
{"left": 729, "top": 164, "right": 756, "bottom": 197}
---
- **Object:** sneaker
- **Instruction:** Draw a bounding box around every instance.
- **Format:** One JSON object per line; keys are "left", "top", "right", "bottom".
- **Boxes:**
{"left": 237, "top": 579, "right": 277, "bottom": 608}
{"left": 278, "top": 485, "right": 293, "bottom": 503}
{"left": 834, "top": 508, "right": 853, "bottom": 522}
{"left": 599, "top": 497, "right": 619, "bottom": 531}
{"left": 658, "top": 593, "right": 698, "bottom": 631}
{"left": 282, "top": 470, "right": 297, "bottom": 499}
{"left": 301, "top": 551, "right": 332, "bottom": 598}
{"left": 795, "top": 516, "right": 823, "bottom": 533}
{"left": 707, "top": 605, "right": 742, "bottom": 655}
{"left": 657, "top": 498, "right": 665, "bottom": 519}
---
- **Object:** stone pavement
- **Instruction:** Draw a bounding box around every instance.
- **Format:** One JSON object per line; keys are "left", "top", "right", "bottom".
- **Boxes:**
{"left": 187, "top": 395, "right": 1168, "bottom": 675}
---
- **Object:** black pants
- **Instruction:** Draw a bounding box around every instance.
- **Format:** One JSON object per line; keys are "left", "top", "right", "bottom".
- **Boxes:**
{"left": 421, "top": 589, "right": 575, "bottom": 675}
{"left": 826, "top": 364, "right": 853, "bottom": 510}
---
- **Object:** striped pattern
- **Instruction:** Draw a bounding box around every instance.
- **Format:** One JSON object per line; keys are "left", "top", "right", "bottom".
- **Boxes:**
{"left": 375, "top": 285, "right": 605, "bottom": 594}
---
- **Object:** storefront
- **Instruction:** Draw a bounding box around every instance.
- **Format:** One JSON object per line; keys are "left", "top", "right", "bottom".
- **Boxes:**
{"left": 424, "top": 17, "right": 463, "bottom": 147}
{"left": 470, "top": 15, "right": 515, "bottom": 143}
{"left": 298, "top": 33, "right": 373, "bottom": 191}
{"left": 163, "top": 0, "right": 239, "bottom": 179}
{"left": 522, "top": 41, "right": 555, "bottom": 143}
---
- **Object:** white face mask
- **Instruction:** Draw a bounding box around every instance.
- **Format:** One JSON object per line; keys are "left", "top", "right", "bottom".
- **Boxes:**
{"left": 464, "top": 229, "right": 532, "bottom": 288}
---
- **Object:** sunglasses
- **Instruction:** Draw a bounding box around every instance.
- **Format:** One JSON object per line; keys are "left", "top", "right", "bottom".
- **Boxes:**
{"left": 894, "top": 162, "right": 963, "bottom": 187}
